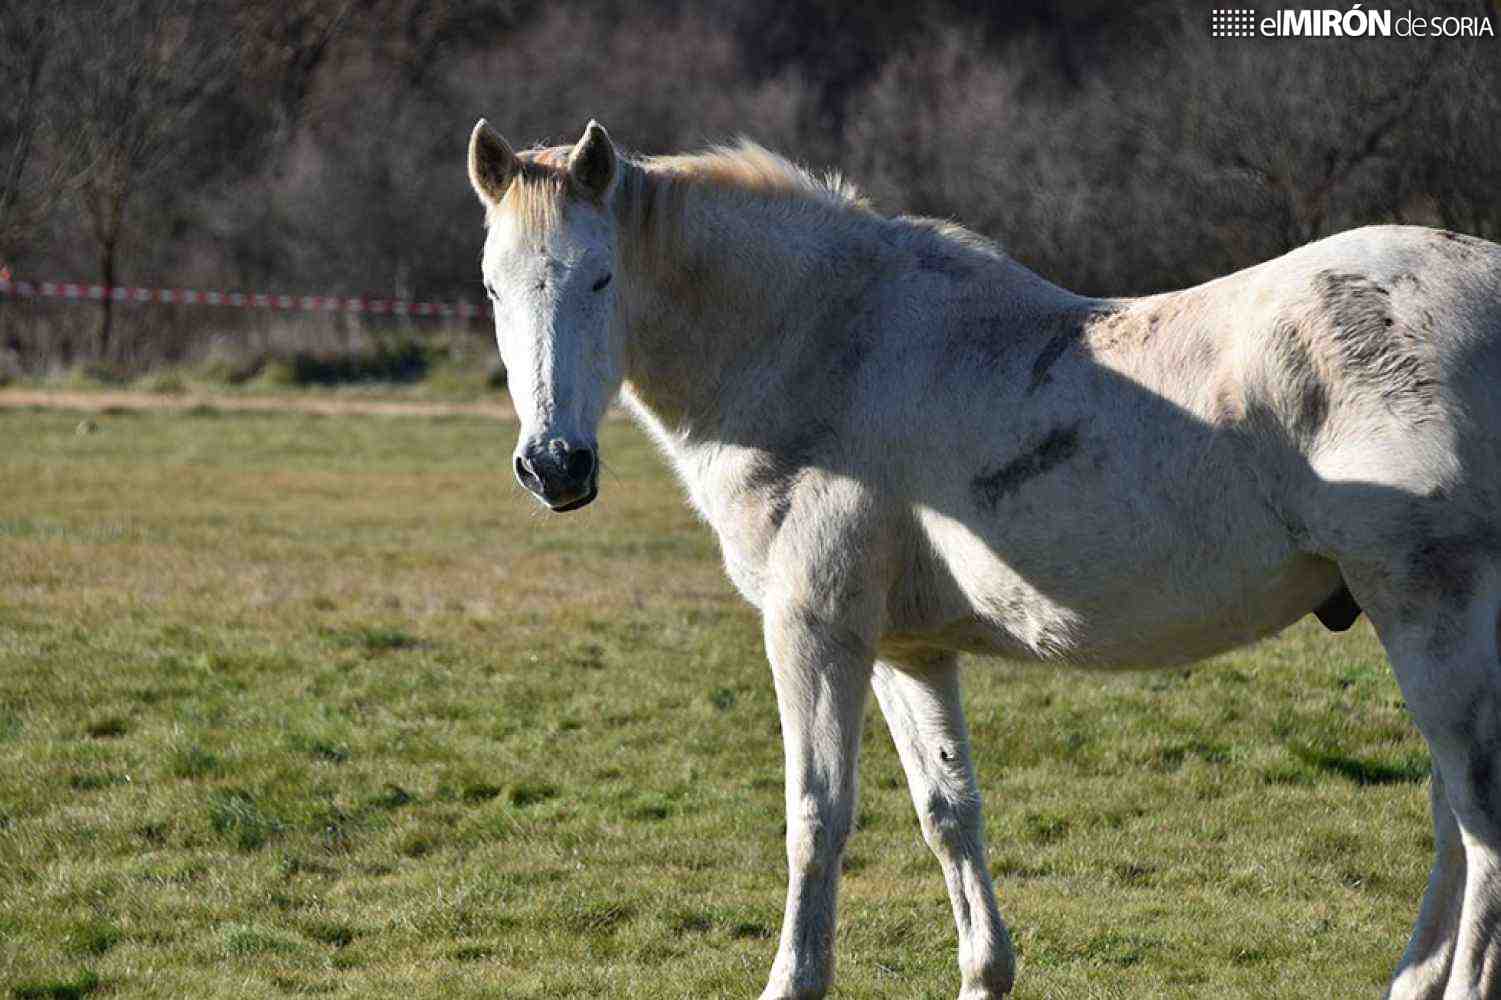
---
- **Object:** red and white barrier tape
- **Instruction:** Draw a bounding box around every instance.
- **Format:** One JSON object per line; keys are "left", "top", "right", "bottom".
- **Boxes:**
{"left": 0, "top": 278, "right": 491, "bottom": 320}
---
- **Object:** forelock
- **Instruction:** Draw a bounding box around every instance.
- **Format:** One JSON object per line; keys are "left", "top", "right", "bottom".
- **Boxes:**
{"left": 494, "top": 147, "right": 572, "bottom": 234}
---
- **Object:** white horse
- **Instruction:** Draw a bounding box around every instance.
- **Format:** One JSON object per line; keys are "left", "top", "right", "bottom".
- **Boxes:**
{"left": 467, "top": 118, "right": 1501, "bottom": 1000}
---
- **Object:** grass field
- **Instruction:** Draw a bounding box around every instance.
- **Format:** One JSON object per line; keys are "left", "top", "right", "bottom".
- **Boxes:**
{"left": 0, "top": 404, "right": 1435, "bottom": 999}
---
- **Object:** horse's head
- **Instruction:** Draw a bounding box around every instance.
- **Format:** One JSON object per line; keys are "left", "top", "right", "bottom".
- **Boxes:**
{"left": 468, "top": 119, "right": 622, "bottom": 512}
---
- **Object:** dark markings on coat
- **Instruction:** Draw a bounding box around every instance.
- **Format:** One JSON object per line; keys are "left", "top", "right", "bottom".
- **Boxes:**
{"left": 1312, "top": 581, "right": 1362, "bottom": 632}
{"left": 1435, "top": 229, "right": 1486, "bottom": 259}
{"left": 745, "top": 427, "right": 830, "bottom": 531}
{"left": 1297, "top": 376, "right": 1329, "bottom": 437}
{"left": 971, "top": 422, "right": 1081, "bottom": 511}
{"left": 1027, "top": 325, "right": 1080, "bottom": 395}
{"left": 915, "top": 244, "right": 980, "bottom": 282}
{"left": 1315, "top": 269, "right": 1435, "bottom": 418}
{"left": 1269, "top": 320, "right": 1329, "bottom": 439}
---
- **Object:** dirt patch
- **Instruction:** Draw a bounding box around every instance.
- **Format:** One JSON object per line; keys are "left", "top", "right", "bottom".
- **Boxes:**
{"left": 0, "top": 388, "right": 519, "bottom": 420}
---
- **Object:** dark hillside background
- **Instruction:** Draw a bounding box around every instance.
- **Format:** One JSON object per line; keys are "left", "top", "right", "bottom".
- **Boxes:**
{"left": 1, "top": 0, "right": 1497, "bottom": 376}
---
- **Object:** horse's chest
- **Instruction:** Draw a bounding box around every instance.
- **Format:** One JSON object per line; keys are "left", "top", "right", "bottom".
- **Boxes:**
{"left": 673, "top": 450, "right": 789, "bottom": 610}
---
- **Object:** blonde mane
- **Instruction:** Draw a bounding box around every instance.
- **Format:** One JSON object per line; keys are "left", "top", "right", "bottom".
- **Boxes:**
{"left": 639, "top": 140, "right": 869, "bottom": 212}
{"left": 499, "top": 139, "right": 871, "bottom": 248}
{"left": 622, "top": 140, "right": 872, "bottom": 270}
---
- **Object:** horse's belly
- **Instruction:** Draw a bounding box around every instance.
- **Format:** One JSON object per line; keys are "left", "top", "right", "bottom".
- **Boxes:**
{"left": 1058, "top": 549, "right": 1339, "bottom": 664}
{"left": 900, "top": 504, "right": 1341, "bottom": 668}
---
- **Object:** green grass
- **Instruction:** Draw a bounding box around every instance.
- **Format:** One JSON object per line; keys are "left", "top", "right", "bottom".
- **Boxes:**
{"left": 0, "top": 406, "right": 1432, "bottom": 998}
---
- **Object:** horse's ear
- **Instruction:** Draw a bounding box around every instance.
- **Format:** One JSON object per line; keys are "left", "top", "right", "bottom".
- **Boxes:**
{"left": 468, "top": 119, "right": 517, "bottom": 206}
{"left": 568, "top": 120, "right": 617, "bottom": 200}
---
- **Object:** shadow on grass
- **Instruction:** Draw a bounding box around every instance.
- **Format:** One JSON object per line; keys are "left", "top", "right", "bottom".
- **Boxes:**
{"left": 12, "top": 970, "right": 100, "bottom": 1000}
{"left": 1289, "top": 742, "right": 1429, "bottom": 786}
{"left": 321, "top": 625, "right": 421, "bottom": 655}
{"left": 259, "top": 341, "right": 432, "bottom": 388}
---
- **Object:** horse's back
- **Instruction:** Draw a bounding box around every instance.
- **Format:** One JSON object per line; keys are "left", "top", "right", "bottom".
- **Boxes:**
{"left": 877, "top": 225, "right": 1501, "bottom": 666}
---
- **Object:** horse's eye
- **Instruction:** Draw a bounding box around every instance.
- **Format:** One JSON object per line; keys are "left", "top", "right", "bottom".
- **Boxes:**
{"left": 484, "top": 283, "right": 498, "bottom": 299}
{"left": 591, "top": 273, "right": 613, "bottom": 293}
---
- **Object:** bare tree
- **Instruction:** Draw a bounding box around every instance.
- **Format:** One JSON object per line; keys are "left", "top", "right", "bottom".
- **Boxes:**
{"left": 48, "top": 0, "right": 243, "bottom": 359}
{"left": 237, "top": 0, "right": 357, "bottom": 137}
{"left": 846, "top": 3, "right": 1501, "bottom": 297}
{"left": 0, "top": 3, "right": 65, "bottom": 263}
{"left": 8, "top": 0, "right": 1500, "bottom": 376}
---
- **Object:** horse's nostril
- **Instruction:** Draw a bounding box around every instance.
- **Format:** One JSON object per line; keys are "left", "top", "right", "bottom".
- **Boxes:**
{"left": 515, "top": 454, "right": 538, "bottom": 488}
{"left": 566, "top": 447, "right": 595, "bottom": 483}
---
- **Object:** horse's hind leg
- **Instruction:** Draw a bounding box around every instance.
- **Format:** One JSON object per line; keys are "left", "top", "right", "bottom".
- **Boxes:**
{"left": 873, "top": 655, "right": 1014, "bottom": 999}
{"left": 1388, "top": 768, "right": 1466, "bottom": 1000}
{"left": 1362, "top": 563, "right": 1501, "bottom": 1000}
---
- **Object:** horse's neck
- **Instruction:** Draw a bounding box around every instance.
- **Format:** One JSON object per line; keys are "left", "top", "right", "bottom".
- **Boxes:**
{"left": 611, "top": 170, "right": 1090, "bottom": 468}
{"left": 614, "top": 176, "right": 878, "bottom": 442}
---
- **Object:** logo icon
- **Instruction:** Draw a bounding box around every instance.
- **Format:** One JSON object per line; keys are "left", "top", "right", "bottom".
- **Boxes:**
{"left": 1211, "top": 8, "right": 1258, "bottom": 36}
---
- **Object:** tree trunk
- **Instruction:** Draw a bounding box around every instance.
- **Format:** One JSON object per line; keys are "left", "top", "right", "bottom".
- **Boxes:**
{"left": 97, "top": 238, "right": 116, "bottom": 363}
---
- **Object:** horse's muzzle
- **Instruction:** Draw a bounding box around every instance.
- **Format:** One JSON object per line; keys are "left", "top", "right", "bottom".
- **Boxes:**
{"left": 515, "top": 437, "right": 598, "bottom": 511}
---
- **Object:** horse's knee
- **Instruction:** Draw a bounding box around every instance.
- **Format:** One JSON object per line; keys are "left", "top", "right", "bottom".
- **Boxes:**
{"left": 787, "top": 798, "right": 851, "bottom": 878}
{"left": 918, "top": 791, "right": 979, "bottom": 858}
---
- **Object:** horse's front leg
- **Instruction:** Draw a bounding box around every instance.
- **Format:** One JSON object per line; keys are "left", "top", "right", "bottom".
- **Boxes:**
{"left": 873, "top": 656, "right": 1014, "bottom": 999}
{"left": 759, "top": 594, "right": 877, "bottom": 1000}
